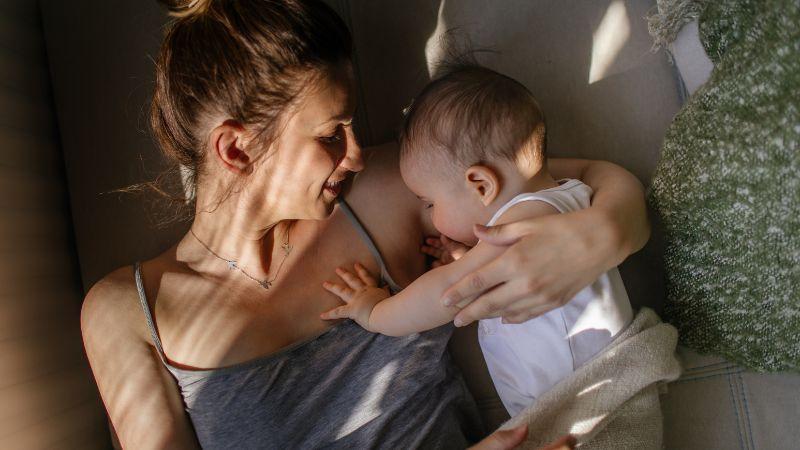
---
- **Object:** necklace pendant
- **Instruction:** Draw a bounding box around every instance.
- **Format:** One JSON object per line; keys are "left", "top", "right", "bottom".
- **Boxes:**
{"left": 281, "top": 243, "right": 292, "bottom": 255}
{"left": 227, "top": 260, "right": 238, "bottom": 270}
{"left": 259, "top": 280, "right": 272, "bottom": 289}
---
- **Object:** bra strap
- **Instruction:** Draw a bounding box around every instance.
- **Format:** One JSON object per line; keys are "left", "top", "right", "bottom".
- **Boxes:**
{"left": 133, "top": 261, "right": 169, "bottom": 365}
{"left": 337, "top": 198, "right": 402, "bottom": 293}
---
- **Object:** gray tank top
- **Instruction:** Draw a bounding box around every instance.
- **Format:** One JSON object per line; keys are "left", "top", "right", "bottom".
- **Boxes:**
{"left": 135, "top": 199, "right": 482, "bottom": 449}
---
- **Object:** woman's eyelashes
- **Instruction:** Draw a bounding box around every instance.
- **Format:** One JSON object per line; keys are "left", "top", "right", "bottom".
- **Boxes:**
{"left": 318, "top": 120, "right": 352, "bottom": 145}
{"left": 318, "top": 128, "right": 343, "bottom": 144}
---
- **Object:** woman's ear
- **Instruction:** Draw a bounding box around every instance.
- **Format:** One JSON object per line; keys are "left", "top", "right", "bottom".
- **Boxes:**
{"left": 464, "top": 165, "right": 500, "bottom": 206}
{"left": 209, "top": 120, "right": 252, "bottom": 174}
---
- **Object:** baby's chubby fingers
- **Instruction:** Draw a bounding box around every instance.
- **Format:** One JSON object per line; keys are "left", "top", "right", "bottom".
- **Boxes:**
{"left": 322, "top": 281, "right": 354, "bottom": 302}
{"left": 353, "top": 263, "right": 378, "bottom": 287}
{"left": 425, "top": 236, "right": 444, "bottom": 248}
{"left": 420, "top": 244, "right": 444, "bottom": 259}
{"left": 335, "top": 267, "right": 365, "bottom": 289}
{"left": 319, "top": 305, "right": 352, "bottom": 321}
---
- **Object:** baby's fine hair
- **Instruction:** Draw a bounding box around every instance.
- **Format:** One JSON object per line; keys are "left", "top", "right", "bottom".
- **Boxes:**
{"left": 399, "top": 63, "right": 546, "bottom": 172}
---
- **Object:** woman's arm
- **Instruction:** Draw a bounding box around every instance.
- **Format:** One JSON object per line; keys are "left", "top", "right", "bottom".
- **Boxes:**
{"left": 441, "top": 158, "right": 649, "bottom": 326}
{"left": 549, "top": 158, "right": 650, "bottom": 260}
{"left": 81, "top": 268, "right": 201, "bottom": 449}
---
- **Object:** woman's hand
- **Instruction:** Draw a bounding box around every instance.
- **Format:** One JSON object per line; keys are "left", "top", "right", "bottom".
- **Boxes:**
{"left": 468, "top": 424, "right": 576, "bottom": 450}
{"left": 441, "top": 159, "right": 649, "bottom": 326}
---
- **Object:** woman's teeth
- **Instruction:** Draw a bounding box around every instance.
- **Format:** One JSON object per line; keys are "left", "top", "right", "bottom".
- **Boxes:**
{"left": 324, "top": 180, "right": 342, "bottom": 195}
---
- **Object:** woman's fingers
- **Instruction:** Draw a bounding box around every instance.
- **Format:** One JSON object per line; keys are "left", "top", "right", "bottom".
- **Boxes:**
{"left": 451, "top": 280, "right": 526, "bottom": 324}
{"left": 441, "top": 255, "right": 507, "bottom": 308}
{"left": 454, "top": 279, "right": 563, "bottom": 326}
{"left": 539, "top": 435, "right": 577, "bottom": 450}
{"left": 319, "top": 305, "right": 350, "bottom": 320}
{"left": 542, "top": 436, "right": 577, "bottom": 450}
{"left": 322, "top": 281, "right": 353, "bottom": 302}
{"left": 335, "top": 267, "right": 364, "bottom": 289}
{"left": 467, "top": 424, "right": 528, "bottom": 450}
{"left": 353, "top": 263, "right": 377, "bottom": 287}
{"left": 473, "top": 220, "right": 539, "bottom": 246}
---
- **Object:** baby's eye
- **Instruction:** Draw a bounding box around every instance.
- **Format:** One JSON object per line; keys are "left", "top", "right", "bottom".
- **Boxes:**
{"left": 424, "top": 203, "right": 433, "bottom": 210}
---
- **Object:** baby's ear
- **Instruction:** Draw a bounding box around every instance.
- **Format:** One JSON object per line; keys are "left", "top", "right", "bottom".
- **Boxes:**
{"left": 464, "top": 165, "right": 500, "bottom": 206}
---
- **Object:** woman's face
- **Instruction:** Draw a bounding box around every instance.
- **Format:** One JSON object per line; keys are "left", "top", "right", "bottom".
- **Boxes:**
{"left": 247, "top": 64, "right": 363, "bottom": 221}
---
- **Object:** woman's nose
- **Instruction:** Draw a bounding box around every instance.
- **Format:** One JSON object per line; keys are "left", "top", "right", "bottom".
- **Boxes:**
{"left": 340, "top": 126, "right": 364, "bottom": 172}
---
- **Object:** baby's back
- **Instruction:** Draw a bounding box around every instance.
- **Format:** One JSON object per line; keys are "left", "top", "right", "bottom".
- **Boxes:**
{"left": 478, "top": 179, "right": 633, "bottom": 416}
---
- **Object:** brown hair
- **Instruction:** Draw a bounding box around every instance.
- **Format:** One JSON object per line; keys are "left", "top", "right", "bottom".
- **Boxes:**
{"left": 140, "top": 0, "right": 352, "bottom": 222}
{"left": 399, "top": 63, "right": 546, "bottom": 174}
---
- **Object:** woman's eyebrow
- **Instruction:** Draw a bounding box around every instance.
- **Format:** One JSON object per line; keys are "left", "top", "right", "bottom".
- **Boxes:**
{"left": 314, "top": 113, "right": 353, "bottom": 131}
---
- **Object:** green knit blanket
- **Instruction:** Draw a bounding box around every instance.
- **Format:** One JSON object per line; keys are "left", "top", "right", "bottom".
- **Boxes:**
{"left": 648, "top": 0, "right": 800, "bottom": 372}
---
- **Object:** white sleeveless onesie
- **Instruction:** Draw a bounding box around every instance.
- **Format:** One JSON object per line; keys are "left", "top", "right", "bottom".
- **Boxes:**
{"left": 478, "top": 179, "right": 633, "bottom": 417}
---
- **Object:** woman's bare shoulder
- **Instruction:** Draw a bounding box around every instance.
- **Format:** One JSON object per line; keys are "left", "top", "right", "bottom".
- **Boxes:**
{"left": 344, "top": 141, "right": 428, "bottom": 286}
{"left": 81, "top": 264, "right": 149, "bottom": 344}
{"left": 349, "top": 141, "right": 418, "bottom": 220}
{"left": 353, "top": 141, "right": 405, "bottom": 192}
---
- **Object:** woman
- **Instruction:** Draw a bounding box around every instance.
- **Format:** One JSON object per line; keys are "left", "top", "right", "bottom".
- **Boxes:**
{"left": 80, "top": 0, "right": 650, "bottom": 448}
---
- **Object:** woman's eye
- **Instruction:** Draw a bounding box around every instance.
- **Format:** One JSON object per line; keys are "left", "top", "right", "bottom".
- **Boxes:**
{"left": 424, "top": 203, "right": 433, "bottom": 210}
{"left": 319, "top": 127, "right": 344, "bottom": 144}
{"left": 319, "top": 133, "right": 341, "bottom": 144}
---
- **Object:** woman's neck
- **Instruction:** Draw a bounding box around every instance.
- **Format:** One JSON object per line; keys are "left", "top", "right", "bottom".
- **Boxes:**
{"left": 178, "top": 194, "right": 298, "bottom": 280}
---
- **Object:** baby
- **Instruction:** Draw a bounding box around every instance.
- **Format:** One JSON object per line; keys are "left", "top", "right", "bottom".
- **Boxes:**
{"left": 321, "top": 64, "right": 633, "bottom": 417}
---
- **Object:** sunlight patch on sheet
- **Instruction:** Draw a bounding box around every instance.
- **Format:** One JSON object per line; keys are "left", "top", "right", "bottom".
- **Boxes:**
{"left": 570, "top": 413, "right": 608, "bottom": 435}
{"left": 577, "top": 378, "right": 613, "bottom": 397}
{"left": 589, "top": 0, "right": 630, "bottom": 84}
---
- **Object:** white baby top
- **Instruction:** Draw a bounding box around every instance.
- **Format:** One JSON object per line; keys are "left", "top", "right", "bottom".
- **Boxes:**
{"left": 478, "top": 178, "right": 633, "bottom": 417}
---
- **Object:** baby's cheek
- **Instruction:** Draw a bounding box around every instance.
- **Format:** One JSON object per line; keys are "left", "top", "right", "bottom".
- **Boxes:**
{"left": 435, "top": 217, "right": 477, "bottom": 247}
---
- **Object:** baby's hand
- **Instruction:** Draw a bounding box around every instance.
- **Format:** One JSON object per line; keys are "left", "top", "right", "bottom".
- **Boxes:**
{"left": 421, "top": 235, "right": 470, "bottom": 268}
{"left": 320, "top": 263, "right": 390, "bottom": 331}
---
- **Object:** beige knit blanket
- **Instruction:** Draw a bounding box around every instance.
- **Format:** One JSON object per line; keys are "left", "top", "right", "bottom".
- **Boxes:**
{"left": 501, "top": 308, "right": 681, "bottom": 449}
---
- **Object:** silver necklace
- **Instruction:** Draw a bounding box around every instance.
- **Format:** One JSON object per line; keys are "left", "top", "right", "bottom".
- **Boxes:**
{"left": 189, "top": 224, "right": 293, "bottom": 290}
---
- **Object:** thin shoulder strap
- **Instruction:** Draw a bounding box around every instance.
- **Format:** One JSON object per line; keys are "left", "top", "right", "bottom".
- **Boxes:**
{"left": 133, "top": 261, "right": 169, "bottom": 365}
{"left": 336, "top": 198, "right": 402, "bottom": 293}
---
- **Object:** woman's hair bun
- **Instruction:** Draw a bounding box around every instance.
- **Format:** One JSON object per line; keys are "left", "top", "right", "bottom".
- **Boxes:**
{"left": 156, "top": 0, "right": 212, "bottom": 18}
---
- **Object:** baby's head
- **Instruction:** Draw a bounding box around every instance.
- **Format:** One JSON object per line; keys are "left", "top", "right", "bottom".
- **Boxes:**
{"left": 399, "top": 64, "right": 547, "bottom": 245}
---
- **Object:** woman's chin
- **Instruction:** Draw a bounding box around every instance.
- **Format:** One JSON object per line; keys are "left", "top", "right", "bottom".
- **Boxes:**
{"left": 312, "top": 196, "right": 337, "bottom": 219}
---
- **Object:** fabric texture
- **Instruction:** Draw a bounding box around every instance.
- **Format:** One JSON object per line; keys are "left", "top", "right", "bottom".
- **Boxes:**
{"left": 647, "top": 0, "right": 708, "bottom": 51}
{"left": 500, "top": 308, "right": 681, "bottom": 449}
{"left": 648, "top": 0, "right": 800, "bottom": 371}
{"left": 479, "top": 180, "right": 633, "bottom": 417}
{"left": 661, "top": 346, "right": 800, "bottom": 450}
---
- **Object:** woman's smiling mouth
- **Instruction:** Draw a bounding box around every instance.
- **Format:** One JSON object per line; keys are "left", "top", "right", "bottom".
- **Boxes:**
{"left": 324, "top": 179, "right": 343, "bottom": 197}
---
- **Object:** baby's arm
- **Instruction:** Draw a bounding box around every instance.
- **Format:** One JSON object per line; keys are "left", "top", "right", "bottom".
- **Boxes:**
{"left": 322, "top": 200, "right": 560, "bottom": 336}
{"left": 322, "top": 242, "right": 506, "bottom": 336}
